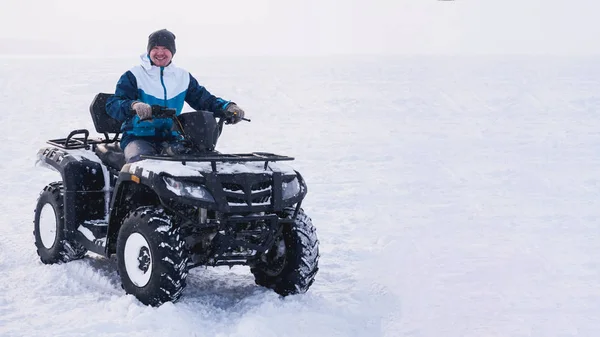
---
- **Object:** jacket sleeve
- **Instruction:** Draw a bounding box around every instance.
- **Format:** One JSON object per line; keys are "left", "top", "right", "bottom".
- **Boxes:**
{"left": 185, "top": 74, "right": 233, "bottom": 116}
{"left": 106, "top": 71, "right": 138, "bottom": 122}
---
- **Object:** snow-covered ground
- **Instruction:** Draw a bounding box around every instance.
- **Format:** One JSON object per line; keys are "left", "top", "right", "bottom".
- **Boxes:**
{"left": 1, "top": 55, "right": 599, "bottom": 336}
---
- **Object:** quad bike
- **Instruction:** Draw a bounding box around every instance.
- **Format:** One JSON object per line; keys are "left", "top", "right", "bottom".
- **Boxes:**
{"left": 33, "top": 93, "right": 319, "bottom": 306}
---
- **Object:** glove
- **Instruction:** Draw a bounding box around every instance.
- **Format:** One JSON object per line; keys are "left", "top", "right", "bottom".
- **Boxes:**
{"left": 224, "top": 104, "right": 245, "bottom": 124}
{"left": 132, "top": 102, "right": 152, "bottom": 120}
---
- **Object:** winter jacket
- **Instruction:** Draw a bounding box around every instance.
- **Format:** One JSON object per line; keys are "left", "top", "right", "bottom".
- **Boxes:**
{"left": 106, "top": 54, "right": 232, "bottom": 149}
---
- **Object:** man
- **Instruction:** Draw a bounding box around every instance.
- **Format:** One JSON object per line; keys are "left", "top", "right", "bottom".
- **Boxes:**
{"left": 106, "top": 28, "right": 245, "bottom": 163}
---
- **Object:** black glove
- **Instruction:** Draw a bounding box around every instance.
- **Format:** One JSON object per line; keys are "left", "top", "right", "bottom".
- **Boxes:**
{"left": 132, "top": 102, "right": 152, "bottom": 120}
{"left": 224, "top": 104, "right": 245, "bottom": 124}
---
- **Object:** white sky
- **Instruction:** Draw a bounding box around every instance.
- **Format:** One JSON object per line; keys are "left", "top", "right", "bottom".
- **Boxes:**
{"left": 0, "top": 0, "right": 598, "bottom": 56}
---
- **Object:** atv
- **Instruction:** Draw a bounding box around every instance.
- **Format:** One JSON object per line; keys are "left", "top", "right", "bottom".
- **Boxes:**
{"left": 33, "top": 93, "right": 319, "bottom": 306}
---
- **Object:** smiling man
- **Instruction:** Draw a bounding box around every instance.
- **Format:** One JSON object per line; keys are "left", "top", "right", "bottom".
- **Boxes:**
{"left": 106, "top": 29, "right": 246, "bottom": 163}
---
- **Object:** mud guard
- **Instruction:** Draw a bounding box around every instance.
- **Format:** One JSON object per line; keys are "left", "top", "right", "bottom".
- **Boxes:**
{"left": 36, "top": 148, "right": 107, "bottom": 253}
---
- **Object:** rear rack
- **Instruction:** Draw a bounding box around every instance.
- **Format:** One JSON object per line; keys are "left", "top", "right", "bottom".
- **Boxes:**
{"left": 47, "top": 129, "right": 120, "bottom": 149}
{"left": 141, "top": 152, "right": 294, "bottom": 171}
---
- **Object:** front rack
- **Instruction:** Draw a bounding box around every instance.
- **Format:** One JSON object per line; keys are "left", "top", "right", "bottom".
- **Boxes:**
{"left": 141, "top": 152, "right": 294, "bottom": 171}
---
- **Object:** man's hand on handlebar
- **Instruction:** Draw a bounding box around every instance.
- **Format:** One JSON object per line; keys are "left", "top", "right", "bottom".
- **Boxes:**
{"left": 224, "top": 104, "right": 246, "bottom": 124}
{"left": 131, "top": 103, "right": 177, "bottom": 121}
{"left": 132, "top": 102, "right": 152, "bottom": 120}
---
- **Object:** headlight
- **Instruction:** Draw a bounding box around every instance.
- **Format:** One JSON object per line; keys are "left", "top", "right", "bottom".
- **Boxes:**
{"left": 282, "top": 177, "right": 300, "bottom": 199}
{"left": 163, "top": 176, "right": 215, "bottom": 202}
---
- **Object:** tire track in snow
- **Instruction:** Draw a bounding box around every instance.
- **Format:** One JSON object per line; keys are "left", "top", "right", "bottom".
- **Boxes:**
{"left": 61, "top": 256, "right": 123, "bottom": 296}
{"left": 181, "top": 267, "right": 262, "bottom": 310}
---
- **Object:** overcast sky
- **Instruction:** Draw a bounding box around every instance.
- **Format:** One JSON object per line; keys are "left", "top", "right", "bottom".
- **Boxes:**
{"left": 0, "top": 0, "right": 598, "bottom": 56}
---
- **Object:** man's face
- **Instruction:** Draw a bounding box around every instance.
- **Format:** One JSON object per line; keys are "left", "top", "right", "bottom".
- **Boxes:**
{"left": 149, "top": 46, "right": 173, "bottom": 67}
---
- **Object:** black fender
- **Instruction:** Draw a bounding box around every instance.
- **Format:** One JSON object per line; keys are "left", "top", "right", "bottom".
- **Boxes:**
{"left": 104, "top": 165, "right": 161, "bottom": 255}
{"left": 36, "top": 147, "right": 107, "bottom": 236}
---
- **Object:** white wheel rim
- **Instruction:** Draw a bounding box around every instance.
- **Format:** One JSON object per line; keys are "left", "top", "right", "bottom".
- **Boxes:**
{"left": 124, "top": 232, "right": 153, "bottom": 287}
{"left": 39, "top": 204, "right": 57, "bottom": 249}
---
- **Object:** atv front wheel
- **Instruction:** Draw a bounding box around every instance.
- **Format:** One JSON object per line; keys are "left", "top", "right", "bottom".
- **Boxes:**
{"left": 116, "top": 206, "right": 188, "bottom": 306}
{"left": 33, "top": 182, "right": 87, "bottom": 264}
{"left": 251, "top": 207, "right": 319, "bottom": 296}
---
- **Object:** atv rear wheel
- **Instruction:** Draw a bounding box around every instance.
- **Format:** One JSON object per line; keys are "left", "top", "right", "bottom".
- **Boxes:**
{"left": 116, "top": 206, "right": 188, "bottom": 306}
{"left": 33, "top": 182, "right": 87, "bottom": 264}
{"left": 251, "top": 207, "right": 319, "bottom": 296}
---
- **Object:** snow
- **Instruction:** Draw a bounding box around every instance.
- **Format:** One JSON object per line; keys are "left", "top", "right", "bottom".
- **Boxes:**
{"left": 77, "top": 225, "right": 96, "bottom": 241}
{"left": 83, "top": 220, "right": 108, "bottom": 226}
{"left": 130, "top": 160, "right": 203, "bottom": 178}
{"left": 2, "top": 55, "right": 600, "bottom": 336}
{"left": 129, "top": 159, "right": 296, "bottom": 177}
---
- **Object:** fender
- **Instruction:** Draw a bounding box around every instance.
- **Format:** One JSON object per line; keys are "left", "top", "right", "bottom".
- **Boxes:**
{"left": 104, "top": 165, "right": 161, "bottom": 254}
{"left": 36, "top": 147, "right": 106, "bottom": 235}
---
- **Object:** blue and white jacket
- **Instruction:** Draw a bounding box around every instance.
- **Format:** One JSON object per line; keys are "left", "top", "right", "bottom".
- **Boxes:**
{"left": 106, "top": 54, "right": 232, "bottom": 148}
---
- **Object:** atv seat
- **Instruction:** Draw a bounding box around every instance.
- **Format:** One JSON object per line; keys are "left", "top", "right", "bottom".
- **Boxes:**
{"left": 94, "top": 142, "right": 126, "bottom": 170}
{"left": 89, "top": 93, "right": 126, "bottom": 170}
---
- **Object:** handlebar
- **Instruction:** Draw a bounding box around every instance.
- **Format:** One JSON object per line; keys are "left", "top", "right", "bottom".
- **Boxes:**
{"left": 221, "top": 110, "right": 251, "bottom": 123}
{"left": 132, "top": 105, "right": 250, "bottom": 123}
{"left": 128, "top": 104, "right": 251, "bottom": 153}
{"left": 130, "top": 105, "right": 176, "bottom": 122}
{"left": 151, "top": 106, "right": 177, "bottom": 119}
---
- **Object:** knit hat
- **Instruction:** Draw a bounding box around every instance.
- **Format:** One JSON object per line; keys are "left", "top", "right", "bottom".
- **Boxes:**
{"left": 147, "top": 29, "right": 176, "bottom": 55}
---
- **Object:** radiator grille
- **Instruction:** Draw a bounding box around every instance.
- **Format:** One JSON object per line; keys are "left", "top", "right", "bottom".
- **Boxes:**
{"left": 221, "top": 177, "right": 272, "bottom": 206}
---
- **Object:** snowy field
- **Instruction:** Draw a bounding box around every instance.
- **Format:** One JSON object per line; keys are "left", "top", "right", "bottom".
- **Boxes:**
{"left": 0, "top": 55, "right": 599, "bottom": 336}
